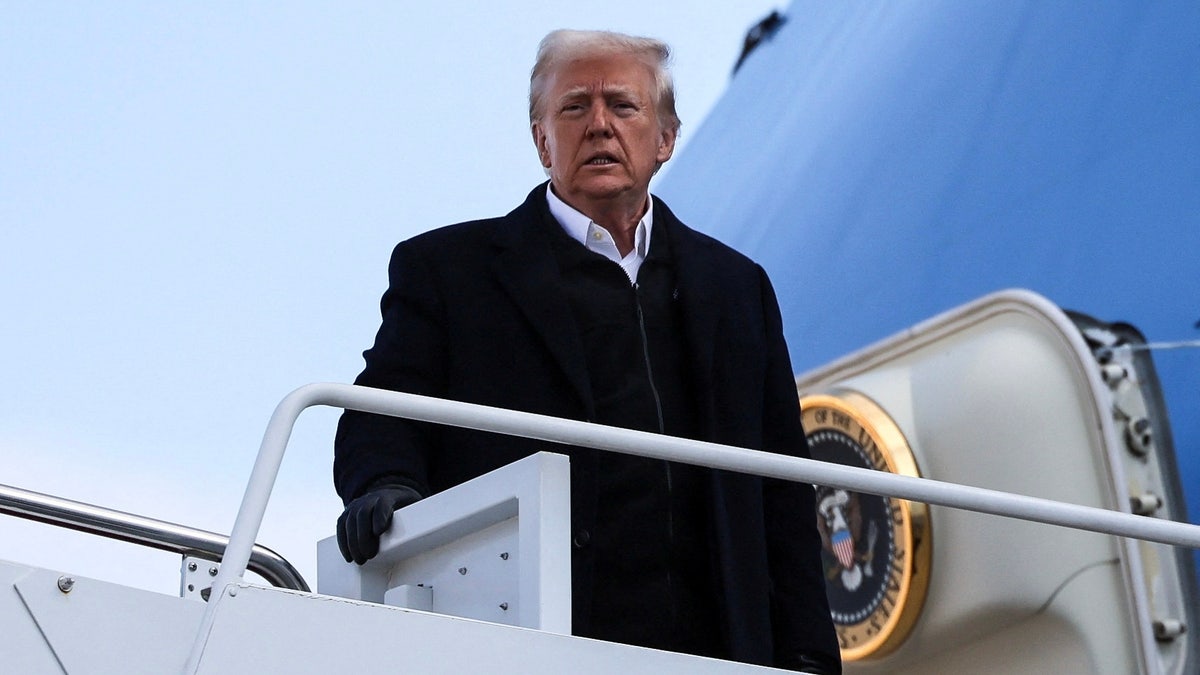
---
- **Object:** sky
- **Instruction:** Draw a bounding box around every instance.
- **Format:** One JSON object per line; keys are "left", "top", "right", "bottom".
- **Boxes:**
{"left": 0, "top": 2, "right": 786, "bottom": 595}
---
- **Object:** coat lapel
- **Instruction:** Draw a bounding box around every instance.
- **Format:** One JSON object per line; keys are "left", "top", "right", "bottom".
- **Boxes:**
{"left": 656, "top": 201, "right": 721, "bottom": 437}
{"left": 488, "top": 186, "right": 725, "bottom": 426}
{"left": 491, "top": 185, "right": 595, "bottom": 417}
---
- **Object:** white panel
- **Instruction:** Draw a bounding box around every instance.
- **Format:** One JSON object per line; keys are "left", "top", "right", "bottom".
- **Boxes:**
{"left": 317, "top": 451, "right": 571, "bottom": 633}
{"left": 196, "top": 583, "right": 789, "bottom": 675}
{"left": 12, "top": 566, "right": 203, "bottom": 674}
{"left": 0, "top": 561, "right": 63, "bottom": 674}
{"left": 797, "top": 290, "right": 1148, "bottom": 673}
{"left": 880, "top": 561, "right": 1134, "bottom": 674}
{"left": 384, "top": 584, "right": 432, "bottom": 611}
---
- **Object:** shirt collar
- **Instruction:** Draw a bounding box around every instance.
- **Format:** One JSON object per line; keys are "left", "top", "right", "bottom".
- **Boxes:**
{"left": 545, "top": 183, "right": 654, "bottom": 260}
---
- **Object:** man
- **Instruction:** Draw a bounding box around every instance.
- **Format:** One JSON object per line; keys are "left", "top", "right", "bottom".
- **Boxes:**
{"left": 334, "top": 29, "right": 840, "bottom": 673}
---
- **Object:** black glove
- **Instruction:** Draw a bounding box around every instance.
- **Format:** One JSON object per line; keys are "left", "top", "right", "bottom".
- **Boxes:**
{"left": 336, "top": 485, "right": 423, "bottom": 565}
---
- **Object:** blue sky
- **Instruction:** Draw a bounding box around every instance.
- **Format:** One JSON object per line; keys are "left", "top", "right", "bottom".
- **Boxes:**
{"left": 1, "top": 2, "right": 784, "bottom": 593}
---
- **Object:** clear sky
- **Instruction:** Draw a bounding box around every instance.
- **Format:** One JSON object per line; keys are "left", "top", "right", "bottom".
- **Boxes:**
{"left": 1, "top": 2, "right": 784, "bottom": 594}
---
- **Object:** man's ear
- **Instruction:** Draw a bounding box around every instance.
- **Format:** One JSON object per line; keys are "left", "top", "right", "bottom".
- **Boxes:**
{"left": 531, "top": 122, "right": 552, "bottom": 169}
{"left": 656, "top": 125, "right": 678, "bottom": 165}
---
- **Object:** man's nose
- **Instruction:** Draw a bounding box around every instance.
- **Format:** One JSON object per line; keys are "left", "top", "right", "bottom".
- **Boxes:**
{"left": 585, "top": 105, "right": 613, "bottom": 137}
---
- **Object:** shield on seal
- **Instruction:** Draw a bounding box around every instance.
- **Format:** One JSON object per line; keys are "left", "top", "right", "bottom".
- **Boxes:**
{"left": 831, "top": 527, "right": 855, "bottom": 568}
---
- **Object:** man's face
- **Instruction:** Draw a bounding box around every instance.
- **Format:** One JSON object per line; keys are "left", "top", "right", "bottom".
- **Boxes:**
{"left": 531, "top": 53, "right": 677, "bottom": 218}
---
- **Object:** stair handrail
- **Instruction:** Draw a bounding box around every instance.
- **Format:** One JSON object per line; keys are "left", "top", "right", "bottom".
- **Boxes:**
{"left": 0, "top": 481, "right": 309, "bottom": 592}
{"left": 185, "top": 382, "right": 1200, "bottom": 674}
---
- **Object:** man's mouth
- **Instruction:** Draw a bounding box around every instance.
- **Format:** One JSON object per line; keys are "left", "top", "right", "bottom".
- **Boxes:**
{"left": 586, "top": 155, "right": 618, "bottom": 166}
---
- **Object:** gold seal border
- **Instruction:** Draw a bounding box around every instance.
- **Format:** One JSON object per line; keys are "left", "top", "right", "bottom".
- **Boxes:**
{"left": 801, "top": 390, "right": 932, "bottom": 661}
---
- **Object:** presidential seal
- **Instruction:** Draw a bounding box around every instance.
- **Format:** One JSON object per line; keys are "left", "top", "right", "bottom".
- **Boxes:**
{"left": 801, "top": 391, "right": 931, "bottom": 661}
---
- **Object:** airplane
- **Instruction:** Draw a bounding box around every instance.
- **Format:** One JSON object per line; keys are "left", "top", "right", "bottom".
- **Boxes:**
{"left": 2, "top": 2, "right": 1196, "bottom": 672}
{"left": 653, "top": 1, "right": 1199, "bottom": 671}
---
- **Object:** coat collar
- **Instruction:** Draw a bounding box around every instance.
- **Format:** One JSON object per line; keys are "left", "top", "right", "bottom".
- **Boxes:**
{"left": 491, "top": 183, "right": 721, "bottom": 424}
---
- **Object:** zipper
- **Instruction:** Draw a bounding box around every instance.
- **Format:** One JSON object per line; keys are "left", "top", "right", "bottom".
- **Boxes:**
{"left": 634, "top": 282, "right": 677, "bottom": 631}
{"left": 632, "top": 283, "right": 666, "bottom": 436}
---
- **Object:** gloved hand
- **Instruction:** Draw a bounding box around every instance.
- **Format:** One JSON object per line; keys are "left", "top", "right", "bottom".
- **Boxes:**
{"left": 336, "top": 485, "right": 423, "bottom": 565}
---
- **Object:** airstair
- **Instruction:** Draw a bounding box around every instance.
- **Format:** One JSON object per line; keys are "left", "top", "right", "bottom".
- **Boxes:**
{"left": 2, "top": 290, "right": 1196, "bottom": 674}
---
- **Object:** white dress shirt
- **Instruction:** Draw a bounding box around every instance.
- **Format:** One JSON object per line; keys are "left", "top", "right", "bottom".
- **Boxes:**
{"left": 546, "top": 185, "right": 653, "bottom": 285}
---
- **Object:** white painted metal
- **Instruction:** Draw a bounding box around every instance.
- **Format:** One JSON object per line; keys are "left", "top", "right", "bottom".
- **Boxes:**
{"left": 180, "top": 555, "right": 220, "bottom": 602}
{"left": 193, "top": 582, "right": 792, "bottom": 674}
{"left": 185, "top": 336, "right": 1200, "bottom": 672}
{"left": 316, "top": 451, "right": 571, "bottom": 633}
{"left": 0, "top": 562, "right": 63, "bottom": 673}
{"left": 857, "top": 565, "right": 1136, "bottom": 674}
{"left": 796, "top": 289, "right": 1160, "bottom": 673}
{"left": 5, "top": 562, "right": 204, "bottom": 674}
{"left": 385, "top": 583, "right": 432, "bottom": 611}
{"left": 1, "top": 558, "right": 790, "bottom": 674}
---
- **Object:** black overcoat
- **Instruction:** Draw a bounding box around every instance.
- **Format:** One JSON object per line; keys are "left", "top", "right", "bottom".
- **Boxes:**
{"left": 334, "top": 183, "right": 838, "bottom": 667}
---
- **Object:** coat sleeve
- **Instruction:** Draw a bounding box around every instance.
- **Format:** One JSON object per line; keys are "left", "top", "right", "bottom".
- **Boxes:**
{"left": 755, "top": 265, "right": 843, "bottom": 669}
{"left": 333, "top": 240, "right": 447, "bottom": 504}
